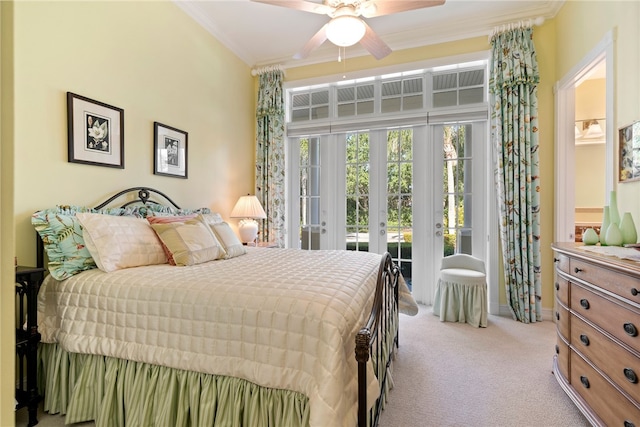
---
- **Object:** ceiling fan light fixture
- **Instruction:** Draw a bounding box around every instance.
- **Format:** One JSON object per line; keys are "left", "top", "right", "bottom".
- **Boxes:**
{"left": 326, "top": 15, "right": 366, "bottom": 47}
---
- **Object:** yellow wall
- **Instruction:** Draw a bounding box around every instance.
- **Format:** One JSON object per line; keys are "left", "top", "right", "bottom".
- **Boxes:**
{"left": 13, "top": 1, "right": 256, "bottom": 267}
{"left": 1, "top": 2, "right": 16, "bottom": 423}
{"left": 2, "top": 1, "right": 255, "bottom": 423}
{"left": 575, "top": 79, "right": 606, "bottom": 212}
{"left": 556, "top": 1, "right": 640, "bottom": 225}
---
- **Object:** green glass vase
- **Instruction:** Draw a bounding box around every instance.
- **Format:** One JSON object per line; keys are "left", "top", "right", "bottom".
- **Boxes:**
{"left": 620, "top": 212, "right": 638, "bottom": 245}
{"left": 599, "top": 206, "right": 610, "bottom": 245}
{"left": 582, "top": 228, "right": 599, "bottom": 245}
{"left": 609, "top": 191, "right": 621, "bottom": 226}
{"left": 605, "top": 223, "right": 623, "bottom": 246}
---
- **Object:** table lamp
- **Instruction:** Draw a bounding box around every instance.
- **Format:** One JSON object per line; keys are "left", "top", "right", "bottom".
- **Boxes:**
{"left": 230, "top": 194, "right": 267, "bottom": 244}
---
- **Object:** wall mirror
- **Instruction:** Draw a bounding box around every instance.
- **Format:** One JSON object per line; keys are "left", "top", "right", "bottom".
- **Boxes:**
{"left": 619, "top": 121, "right": 640, "bottom": 182}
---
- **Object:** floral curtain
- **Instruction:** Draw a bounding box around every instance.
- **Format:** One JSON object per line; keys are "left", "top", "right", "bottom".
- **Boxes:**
{"left": 255, "top": 69, "right": 286, "bottom": 247}
{"left": 489, "top": 26, "right": 542, "bottom": 323}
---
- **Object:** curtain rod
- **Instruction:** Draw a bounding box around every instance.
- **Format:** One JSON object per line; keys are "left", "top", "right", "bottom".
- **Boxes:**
{"left": 251, "top": 64, "right": 285, "bottom": 76}
{"left": 489, "top": 16, "right": 545, "bottom": 41}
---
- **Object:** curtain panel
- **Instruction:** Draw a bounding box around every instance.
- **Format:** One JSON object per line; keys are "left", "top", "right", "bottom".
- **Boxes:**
{"left": 489, "top": 27, "right": 542, "bottom": 323}
{"left": 256, "top": 69, "right": 286, "bottom": 247}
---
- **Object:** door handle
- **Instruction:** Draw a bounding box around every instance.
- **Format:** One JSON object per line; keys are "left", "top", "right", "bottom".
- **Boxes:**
{"left": 435, "top": 231, "right": 442, "bottom": 237}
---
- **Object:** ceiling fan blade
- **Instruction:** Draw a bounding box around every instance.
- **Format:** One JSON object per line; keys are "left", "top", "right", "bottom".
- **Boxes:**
{"left": 251, "top": 0, "right": 332, "bottom": 15}
{"left": 359, "top": 0, "right": 445, "bottom": 18}
{"left": 359, "top": 22, "right": 392, "bottom": 60}
{"left": 293, "top": 23, "right": 329, "bottom": 59}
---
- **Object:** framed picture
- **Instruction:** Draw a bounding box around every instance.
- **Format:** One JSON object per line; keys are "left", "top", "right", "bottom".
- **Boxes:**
{"left": 619, "top": 121, "right": 640, "bottom": 183}
{"left": 154, "top": 122, "right": 188, "bottom": 179}
{"left": 67, "top": 92, "right": 124, "bottom": 168}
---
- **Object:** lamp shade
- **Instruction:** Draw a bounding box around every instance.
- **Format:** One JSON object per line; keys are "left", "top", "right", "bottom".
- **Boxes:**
{"left": 326, "top": 16, "right": 366, "bottom": 47}
{"left": 230, "top": 195, "right": 267, "bottom": 219}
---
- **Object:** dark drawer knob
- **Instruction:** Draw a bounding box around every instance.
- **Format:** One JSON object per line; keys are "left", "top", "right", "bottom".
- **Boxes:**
{"left": 554, "top": 258, "right": 559, "bottom": 263}
{"left": 632, "top": 288, "right": 639, "bottom": 296}
{"left": 555, "top": 311, "right": 560, "bottom": 321}
{"left": 580, "top": 334, "right": 590, "bottom": 346}
{"left": 555, "top": 282, "right": 560, "bottom": 291}
{"left": 624, "top": 323, "right": 638, "bottom": 337}
{"left": 555, "top": 345, "right": 559, "bottom": 355}
{"left": 624, "top": 368, "right": 638, "bottom": 384}
{"left": 580, "top": 299, "right": 590, "bottom": 309}
{"left": 580, "top": 376, "right": 590, "bottom": 388}
{"left": 624, "top": 421, "right": 635, "bottom": 427}
{"left": 574, "top": 267, "right": 583, "bottom": 274}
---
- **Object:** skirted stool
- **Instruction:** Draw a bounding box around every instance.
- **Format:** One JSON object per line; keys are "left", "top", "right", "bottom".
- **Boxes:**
{"left": 432, "top": 254, "right": 488, "bottom": 327}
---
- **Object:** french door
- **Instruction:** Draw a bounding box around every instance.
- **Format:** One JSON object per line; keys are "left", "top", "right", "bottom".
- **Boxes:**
{"left": 288, "top": 121, "right": 487, "bottom": 304}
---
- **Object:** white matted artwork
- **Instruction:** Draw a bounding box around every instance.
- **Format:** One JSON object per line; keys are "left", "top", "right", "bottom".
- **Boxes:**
{"left": 154, "top": 122, "right": 188, "bottom": 179}
{"left": 67, "top": 92, "right": 124, "bottom": 168}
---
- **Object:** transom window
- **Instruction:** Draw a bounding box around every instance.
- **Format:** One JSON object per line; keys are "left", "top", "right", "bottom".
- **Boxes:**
{"left": 286, "top": 63, "right": 485, "bottom": 125}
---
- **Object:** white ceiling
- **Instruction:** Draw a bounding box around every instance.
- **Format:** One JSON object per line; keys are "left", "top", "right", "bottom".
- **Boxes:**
{"left": 175, "top": 0, "right": 565, "bottom": 69}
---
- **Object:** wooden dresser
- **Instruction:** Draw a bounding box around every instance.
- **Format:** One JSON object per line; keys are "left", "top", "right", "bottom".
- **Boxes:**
{"left": 552, "top": 243, "right": 640, "bottom": 427}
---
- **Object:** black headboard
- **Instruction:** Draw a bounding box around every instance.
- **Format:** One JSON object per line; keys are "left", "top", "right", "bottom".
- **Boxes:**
{"left": 36, "top": 187, "right": 181, "bottom": 269}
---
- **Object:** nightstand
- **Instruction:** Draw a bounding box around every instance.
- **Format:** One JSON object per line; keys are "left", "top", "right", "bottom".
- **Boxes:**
{"left": 15, "top": 266, "right": 45, "bottom": 427}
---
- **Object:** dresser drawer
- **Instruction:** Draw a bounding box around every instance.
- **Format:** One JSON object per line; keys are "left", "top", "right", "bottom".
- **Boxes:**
{"left": 571, "top": 351, "right": 640, "bottom": 427}
{"left": 555, "top": 301, "right": 569, "bottom": 340}
{"left": 571, "top": 314, "right": 640, "bottom": 402}
{"left": 555, "top": 332, "right": 570, "bottom": 381}
{"left": 571, "top": 257, "right": 640, "bottom": 304}
{"left": 555, "top": 273, "right": 569, "bottom": 307}
{"left": 572, "top": 283, "right": 640, "bottom": 354}
{"left": 555, "top": 253, "right": 570, "bottom": 276}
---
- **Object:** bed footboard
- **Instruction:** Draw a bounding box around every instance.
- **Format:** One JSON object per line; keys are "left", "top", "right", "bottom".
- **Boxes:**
{"left": 356, "top": 252, "right": 400, "bottom": 427}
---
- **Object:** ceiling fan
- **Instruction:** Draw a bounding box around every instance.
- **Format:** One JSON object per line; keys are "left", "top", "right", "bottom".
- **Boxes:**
{"left": 251, "top": 0, "right": 446, "bottom": 60}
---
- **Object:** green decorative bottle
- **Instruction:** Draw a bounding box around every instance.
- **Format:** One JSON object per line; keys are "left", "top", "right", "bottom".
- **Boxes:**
{"left": 609, "top": 191, "right": 621, "bottom": 226}
{"left": 620, "top": 212, "right": 638, "bottom": 245}
{"left": 582, "top": 228, "right": 599, "bottom": 245}
{"left": 605, "top": 223, "right": 623, "bottom": 246}
{"left": 599, "top": 206, "right": 610, "bottom": 246}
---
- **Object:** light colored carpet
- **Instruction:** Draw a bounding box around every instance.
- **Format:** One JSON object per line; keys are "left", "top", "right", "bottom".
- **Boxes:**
{"left": 15, "top": 304, "right": 589, "bottom": 427}
{"left": 377, "top": 305, "right": 589, "bottom": 427}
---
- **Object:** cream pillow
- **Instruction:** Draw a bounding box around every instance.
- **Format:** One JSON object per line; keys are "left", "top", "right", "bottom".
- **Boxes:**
{"left": 208, "top": 221, "right": 247, "bottom": 259}
{"left": 151, "top": 219, "right": 226, "bottom": 266}
{"left": 76, "top": 212, "right": 168, "bottom": 272}
{"left": 198, "top": 212, "right": 224, "bottom": 225}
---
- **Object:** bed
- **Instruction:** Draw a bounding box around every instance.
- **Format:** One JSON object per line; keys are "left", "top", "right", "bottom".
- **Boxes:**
{"left": 32, "top": 187, "right": 418, "bottom": 427}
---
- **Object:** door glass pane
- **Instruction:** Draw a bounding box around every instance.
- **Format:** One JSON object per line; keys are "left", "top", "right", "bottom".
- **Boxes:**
{"left": 443, "top": 124, "right": 473, "bottom": 256}
{"left": 299, "top": 137, "right": 321, "bottom": 250}
{"left": 387, "top": 129, "right": 413, "bottom": 288}
{"left": 345, "top": 132, "right": 370, "bottom": 251}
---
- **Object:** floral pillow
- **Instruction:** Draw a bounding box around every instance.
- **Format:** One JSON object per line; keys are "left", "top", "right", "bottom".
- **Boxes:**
{"left": 143, "top": 204, "right": 211, "bottom": 217}
{"left": 31, "top": 205, "right": 137, "bottom": 280}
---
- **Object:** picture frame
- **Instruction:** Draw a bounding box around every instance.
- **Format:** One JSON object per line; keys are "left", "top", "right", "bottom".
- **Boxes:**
{"left": 67, "top": 92, "right": 124, "bottom": 168}
{"left": 153, "top": 122, "right": 188, "bottom": 179}
{"left": 618, "top": 121, "right": 640, "bottom": 183}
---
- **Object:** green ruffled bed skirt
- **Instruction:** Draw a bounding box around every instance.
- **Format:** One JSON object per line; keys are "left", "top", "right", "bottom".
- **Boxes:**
{"left": 38, "top": 343, "right": 310, "bottom": 427}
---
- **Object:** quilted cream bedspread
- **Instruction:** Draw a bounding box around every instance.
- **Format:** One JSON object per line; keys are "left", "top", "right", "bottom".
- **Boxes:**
{"left": 38, "top": 248, "right": 417, "bottom": 427}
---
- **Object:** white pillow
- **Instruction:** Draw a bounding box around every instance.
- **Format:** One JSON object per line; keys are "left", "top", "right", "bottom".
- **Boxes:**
{"left": 208, "top": 221, "right": 247, "bottom": 259}
{"left": 76, "top": 212, "right": 167, "bottom": 272}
